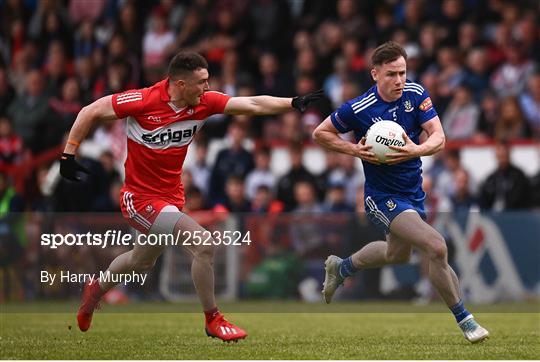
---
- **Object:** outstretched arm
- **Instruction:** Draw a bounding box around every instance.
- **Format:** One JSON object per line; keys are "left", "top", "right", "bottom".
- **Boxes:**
{"left": 223, "top": 89, "right": 324, "bottom": 115}
{"left": 223, "top": 96, "right": 293, "bottom": 116}
{"left": 63, "top": 95, "right": 118, "bottom": 154}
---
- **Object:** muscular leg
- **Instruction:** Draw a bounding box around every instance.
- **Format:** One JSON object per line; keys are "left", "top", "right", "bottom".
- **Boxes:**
{"left": 389, "top": 211, "right": 460, "bottom": 306}
{"left": 173, "top": 213, "right": 216, "bottom": 311}
{"left": 324, "top": 226, "right": 411, "bottom": 302}
{"left": 101, "top": 210, "right": 216, "bottom": 310}
{"left": 351, "top": 234, "right": 411, "bottom": 269}
{"left": 99, "top": 239, "right": 166, "bottom": 292}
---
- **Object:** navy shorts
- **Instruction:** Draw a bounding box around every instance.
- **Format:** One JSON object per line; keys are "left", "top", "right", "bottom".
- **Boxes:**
{"left": 364, "top": 189, "right": 427, "bottom": 234}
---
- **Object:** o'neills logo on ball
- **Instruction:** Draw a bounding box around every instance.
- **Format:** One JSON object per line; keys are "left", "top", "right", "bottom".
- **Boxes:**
{"left": 375, "top": 135, "right": 405, "bottom": 147}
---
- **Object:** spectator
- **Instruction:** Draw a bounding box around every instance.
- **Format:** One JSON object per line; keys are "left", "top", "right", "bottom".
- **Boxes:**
{"left": 457, "top": 22, "right": 482, "bottom": 54}
{"left": 279, "top": 111, "right": 303, "bottom": 143}
{"left": 403, "top": 43, "right": 422, "bottom": 82}
{"left": 326, "top": 153, "right": 364, "bottom": 205}
{"left": 184, "top": 186, "right": 208, "bottom": 213}
{"left": 449, "top": 168, "right": 478, "bottom": 211}
{"left": 324, "top": 56, "right": 350, "bottom": 108}
{"left": 323, "top": 182, "right": 354, "bottom": 212}
{"left": 0, "top": 67, "right": 15, "bottom": 116}
{"left": 442, "top": 84, "right": 480, "bottom": 140}
{"left": 187, "top": 142, "right": 211, "bottom": 197}
{"left": 115, "top": 2, "right": 143, "bottom": 57}
{"left": 7, "top": 69, "right": 50, "bottom": 153}
{"left": 200, "top": 7, "right": 243, "bottom": 72}
{"left": 68, "top": 0, "right": 106, "bottom": 25}
{"left": 32, "top": 9, "right": 71, "bottom": 56}
{"left": 251, "top": 185, "right": 283, "bottom": 213}
{"left": 334, "top": 0, "right": 367, "bottom": 40}
{"left": 93, "top": 59, "right": 135, "bottom": 99}
{"left": 256, "top": 52, "right": 289, "bottom": 97}
{"left": 515, "top": 13, "right": 540, "bottom": 61}
{"left": 156, "top": 0, "right": 185, "bottom": 33}
{"left": 276, "top": 143, "right": 318, "bottom": 211}
{"left": 434, "top": 46, "right": 465, "bottom": 99}
{"left": 142, "top": 8, "right": 175, "bottom": 80}
{"left": 314, "top": 20, "right": 343, "bottom": 77}
{"left": 209, "top": 122, "right": 254, "bottom": 205}
{"left": 0, "top": 116, "right": 24, "bottom": 168}
{"left": 417, "top": 22, "right": 440, "bottom": 73}
{"left": 166, "top": 8, "right": 206, "bottom": 57}
{"left": 463, "top": 47, "right": 491, "bottom": 100}
{"left": 8, "top": 43, "right": 34, "bottom": 95}
{"left": 437, "top": 0, "right": 465, "bottom": 45}
{"left": 221, "top": 175, "right": 251, "bottom": 213}
{"left": 246, "top": 0, "right": 291, "bottom": 56}
{"left": 108, "top": 33, "right": 141, "bottom": 87}
{"left": 493, "top": 96, "right": 531, "bottom": 141}
{"left": 43, "top": 40, "right": 70, "bottom": 97}
{"left": 477, "top": 90, "right": 500, "bottom": 139}
{"left": 419, "top": 69, "right": 448, "bottom": 115}
{"left": 479, "top": 142, "right": 530, "bottom": 210}
{"left": 290, "top": 180, "right": 324, "bottom": 257}
{"left": 245, "top": 146, "right": 276, "bottom": 200}
{"left": 73, "top": 20, "right": 100, "bottom": 59}
{"left": 48, "top": 77, "right": 82, "bottom": 138}
{"left": 92, "top": 151, "right": 121, "bottom": 212}
{"left": 372, "top": 5, "right": 396, "bottom": 44}
{"left": 341, "top": 37, "right": 366, "bottom": 76}
{"left": 433, "top": 149, "right": 462, "bottom": 200}
{"left": 519, "top": 70, "right": 540, "bottom": 139}
{"left": 491, "top": 40, "right": 535, "bottom": 97}
{"left": 75, "top": 56, "right": 95, "bottom": 104}
{"left": 0, "top": 0, "right": 30, "bottom": 44}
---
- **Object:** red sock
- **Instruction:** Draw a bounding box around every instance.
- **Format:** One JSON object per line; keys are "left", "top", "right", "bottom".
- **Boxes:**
{"left": 90, "top": 279, "right": 104, "bottom": 298}
{"left": 204, "top": 307, "right": 220, "bottom": 323}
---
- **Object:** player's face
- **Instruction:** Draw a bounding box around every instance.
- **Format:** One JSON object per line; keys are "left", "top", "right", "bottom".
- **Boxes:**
{"left": 180, "top": 68, "right": 210, "bottom": 106}
{"left": 371, "top": 56, "right": 406, "bottom": 102}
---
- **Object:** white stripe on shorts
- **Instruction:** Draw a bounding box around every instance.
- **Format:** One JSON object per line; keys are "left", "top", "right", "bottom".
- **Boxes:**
{"left": 365, "top": 196, "right": 390, "bottom": 227}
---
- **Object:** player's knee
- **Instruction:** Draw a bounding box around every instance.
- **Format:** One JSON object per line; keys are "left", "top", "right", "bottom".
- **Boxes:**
{"left": 386, "top": 249, "right": 410, "bottom": 264}
{"left": 428, "top": 239, "right": 447, "bottom": 262}
{"left": 129, "top": 255, "right": 157, "bottom": 271}
{"left": 193, "top": 244, "right": 215, "bottom": 262}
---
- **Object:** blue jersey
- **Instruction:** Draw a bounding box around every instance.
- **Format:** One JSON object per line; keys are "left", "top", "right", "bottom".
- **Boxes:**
{"left": 330, "top": 80, "right": 437, "bottom": 196}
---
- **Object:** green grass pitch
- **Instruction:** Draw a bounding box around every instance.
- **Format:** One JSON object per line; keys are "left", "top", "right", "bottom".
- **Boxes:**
{"left": 1, "top": 301, "right": 539, "bottom": 359}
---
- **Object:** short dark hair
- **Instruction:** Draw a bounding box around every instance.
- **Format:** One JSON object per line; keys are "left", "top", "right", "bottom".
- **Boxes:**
{"left": 168, "top": 52, "right": 208, "bottom": 80}
{"left": 371, "top": 41, "right": 408, "bottom": 66}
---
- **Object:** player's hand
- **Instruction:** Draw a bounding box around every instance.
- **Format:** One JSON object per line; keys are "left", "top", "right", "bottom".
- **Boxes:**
{"left": 385, "top": 132, "right": 421, "bottom": 165}
{"left": 355, "top": 137, "right": 380, "bottom": 165}
{"left": 291, "top": 89, "right": 324, "bottom": 112}
{"left": 60, "top": 153, "right": 90, "bottom": 182}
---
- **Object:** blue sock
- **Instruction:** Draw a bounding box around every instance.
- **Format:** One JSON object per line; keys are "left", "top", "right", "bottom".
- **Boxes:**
{"left": 449, "top": 299, "right": 471, "bottom": 324}
{"left": 338, "top": 256, "right": 357, "bottom": 279}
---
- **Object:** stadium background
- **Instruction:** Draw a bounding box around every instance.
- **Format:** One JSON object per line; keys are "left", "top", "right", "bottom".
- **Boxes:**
{"left": 0, "top": 0, "right": 538, "bottom": 307}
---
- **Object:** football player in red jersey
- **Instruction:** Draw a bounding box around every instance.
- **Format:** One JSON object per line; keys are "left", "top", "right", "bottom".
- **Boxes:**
{"left": 59, "top": 52, "right": 322, "bottom": 342}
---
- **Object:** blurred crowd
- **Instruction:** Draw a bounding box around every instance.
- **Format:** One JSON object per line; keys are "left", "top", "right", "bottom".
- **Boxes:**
{"left": 0, "top": 0, "right": 539, "bottom": 301}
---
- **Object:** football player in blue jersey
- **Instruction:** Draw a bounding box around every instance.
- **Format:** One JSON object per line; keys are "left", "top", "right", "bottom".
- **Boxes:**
{"left": 313, "top": 41, "right": 489, "bottom": 343}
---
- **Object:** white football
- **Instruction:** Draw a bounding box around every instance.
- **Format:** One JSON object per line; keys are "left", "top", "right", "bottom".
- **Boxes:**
{"left": 365, "top": 121, "right": 406, "bottom": 163}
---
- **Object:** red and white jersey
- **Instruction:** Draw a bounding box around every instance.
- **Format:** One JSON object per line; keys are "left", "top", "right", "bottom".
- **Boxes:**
{"left": 111, "top": 79, "right": 230, "bottom": 206}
